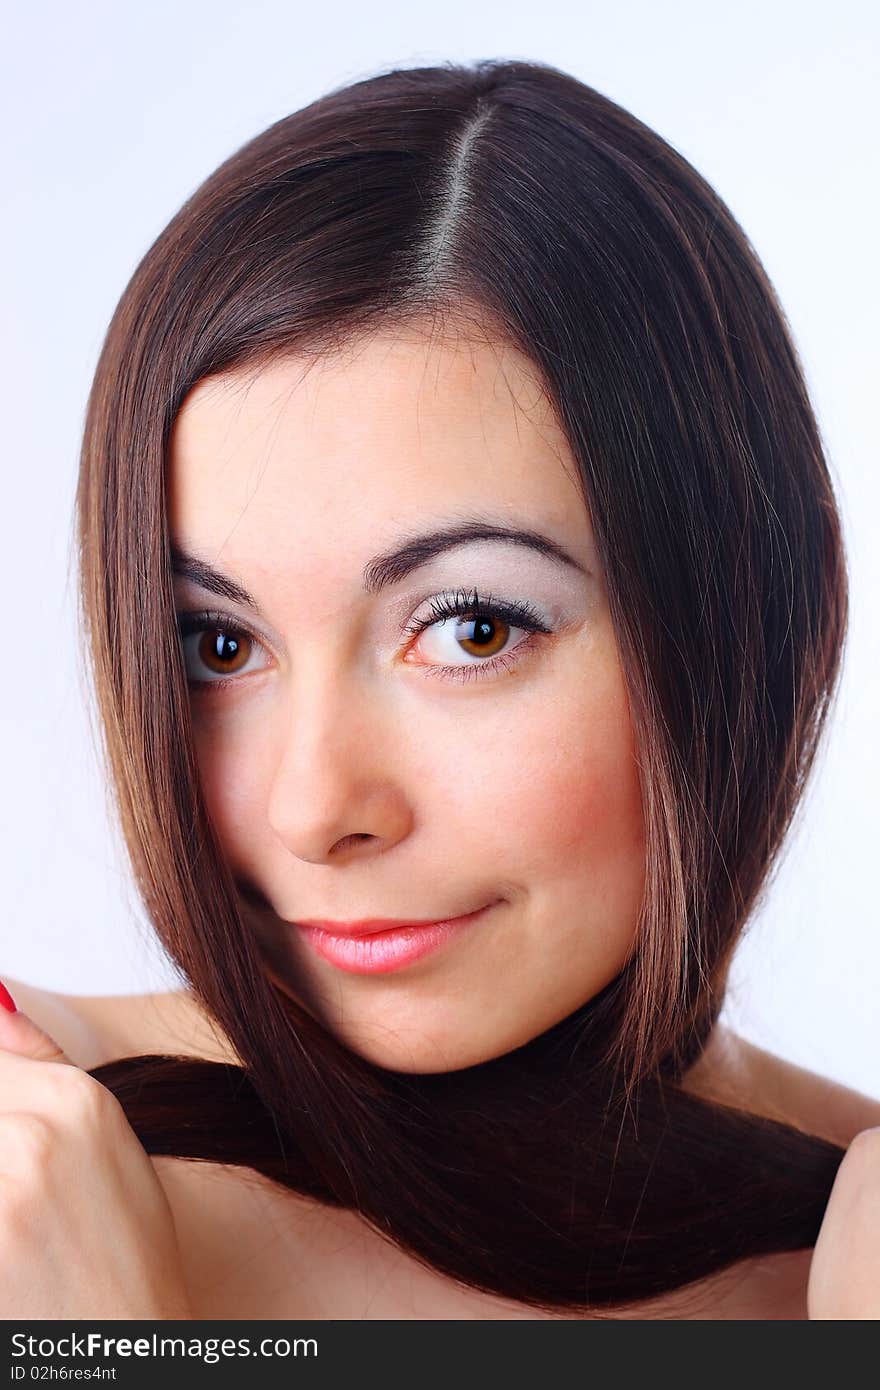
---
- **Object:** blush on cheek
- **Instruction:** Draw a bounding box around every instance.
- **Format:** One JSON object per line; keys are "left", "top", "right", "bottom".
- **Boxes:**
{"left": 505, "top": 752, "right": 643, "bottom": 877}
{"left": 488, "top": 662, "right": 646, "bottom": 900}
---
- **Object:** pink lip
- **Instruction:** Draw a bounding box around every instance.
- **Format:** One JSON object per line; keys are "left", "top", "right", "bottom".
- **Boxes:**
{"left": 296, "top": 907, "right": 493, "bottom": 937}
{"left": 294, "top": 902, "right": 498, "bottom": 974}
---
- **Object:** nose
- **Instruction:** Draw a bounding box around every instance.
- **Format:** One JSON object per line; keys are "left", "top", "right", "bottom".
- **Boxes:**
{"left": 264, "top": 667, "right": 413, "bottom": 864}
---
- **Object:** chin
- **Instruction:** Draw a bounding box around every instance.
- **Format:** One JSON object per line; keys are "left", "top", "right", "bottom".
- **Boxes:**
{"left": 329, "top": 1014, "right": 540, "bottom": 1075}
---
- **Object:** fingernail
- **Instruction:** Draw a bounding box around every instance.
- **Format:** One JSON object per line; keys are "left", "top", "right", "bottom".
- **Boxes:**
{"left": 0, "top": 980, "right": 17, "bottom": 1012}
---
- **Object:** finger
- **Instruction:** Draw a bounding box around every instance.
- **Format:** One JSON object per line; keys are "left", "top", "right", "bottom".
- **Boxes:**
{"left": 0, "top": 980, "right": 72, "bottom": 1065}
{"left": 808, "top": 1127, "right": 880, "bottom": 1318}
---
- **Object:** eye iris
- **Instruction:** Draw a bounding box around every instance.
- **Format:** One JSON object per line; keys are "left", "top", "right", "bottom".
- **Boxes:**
{"left": 198, "top": 629, "right": 250, "bottom": 674}
{"left": 458, "top": 615, "right": 509, "bottom": 657}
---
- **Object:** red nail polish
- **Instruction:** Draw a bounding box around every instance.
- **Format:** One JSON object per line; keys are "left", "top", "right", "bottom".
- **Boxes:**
{"left": 0, "top": 981, "right": 17, "bottom": 1012}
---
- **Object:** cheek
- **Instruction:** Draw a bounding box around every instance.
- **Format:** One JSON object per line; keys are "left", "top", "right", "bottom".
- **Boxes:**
{"left": 530, "top": 701, "right": 643, "bottom": 872}
{"left": 444, "top": 647, "right": 646, "bottom": 894}
{"left": 188, "top": 716, "right": 268, "bottom": 876}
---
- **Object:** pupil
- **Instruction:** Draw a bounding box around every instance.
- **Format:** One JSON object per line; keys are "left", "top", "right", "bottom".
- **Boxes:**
{"left": 214, "top": 632, "right": 239, "bottom": 663}
{"left": 472, "top": 618, "right": 495, "bottom": 647}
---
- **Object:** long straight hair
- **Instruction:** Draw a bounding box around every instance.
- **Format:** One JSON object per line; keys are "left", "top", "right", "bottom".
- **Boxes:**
{"left": 76, "top": 59, "right": 849, "bottom": 1314}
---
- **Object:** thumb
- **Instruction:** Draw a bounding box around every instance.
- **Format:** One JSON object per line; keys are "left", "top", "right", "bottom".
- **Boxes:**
{"left": 0, "top": 978, "right": 73, "bottom": 1065}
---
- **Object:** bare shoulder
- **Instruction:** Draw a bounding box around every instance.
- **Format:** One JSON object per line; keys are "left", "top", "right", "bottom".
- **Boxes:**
{"left": 0, "top": 975, "right": 238, "bottom": 1071}
{"left": 685, "top": 1024, "right": 880, "bottom": 1150}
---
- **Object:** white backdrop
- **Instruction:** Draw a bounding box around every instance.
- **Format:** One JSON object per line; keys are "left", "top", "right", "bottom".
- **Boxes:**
{"left": 2, "top": 0, "right": 877, "bottom": 1096}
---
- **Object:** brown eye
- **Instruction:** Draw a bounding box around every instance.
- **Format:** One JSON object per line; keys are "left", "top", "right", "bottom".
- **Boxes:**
{"left": 176, "top": 610, "right": 269, "bottom": 689}
{"left": 449, "top": 613, "right": 511, "bottom": 659}
{"left": 411, "top": 609, "right": 520, "bottom": 670}
{"left": 196, "top": 627, "right": 253, "bottom": 676}
{"left": 402, "top": 588, "right": 552, "bottom": 683}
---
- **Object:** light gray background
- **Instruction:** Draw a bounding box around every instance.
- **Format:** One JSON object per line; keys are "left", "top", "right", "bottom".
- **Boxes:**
{"left": 2, "top": 1, "right": 877, "bottom": 1096}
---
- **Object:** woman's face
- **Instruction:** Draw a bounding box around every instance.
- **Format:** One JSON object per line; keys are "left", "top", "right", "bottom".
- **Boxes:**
{"left": 166, "top": 322, "right": 646, "bottom": 1072}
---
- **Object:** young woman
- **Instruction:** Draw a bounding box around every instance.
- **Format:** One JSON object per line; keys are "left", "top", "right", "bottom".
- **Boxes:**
{"left": 2, "top": 58, "right": 878, "bottom": 1320}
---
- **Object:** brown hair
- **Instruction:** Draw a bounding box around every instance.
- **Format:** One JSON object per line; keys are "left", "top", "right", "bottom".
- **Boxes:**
{"left": 76, "top": 58, "right": 848, "bottom": 1314}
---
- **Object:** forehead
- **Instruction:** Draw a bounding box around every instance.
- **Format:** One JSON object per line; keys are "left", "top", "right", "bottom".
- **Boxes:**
{"left": 166, "top": 324, "right": 592, "bottom": 575}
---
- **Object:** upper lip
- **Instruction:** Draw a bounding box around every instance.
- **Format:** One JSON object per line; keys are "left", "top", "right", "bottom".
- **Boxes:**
{"left": 294, "top": 904, "right": 495, "bottom": 937}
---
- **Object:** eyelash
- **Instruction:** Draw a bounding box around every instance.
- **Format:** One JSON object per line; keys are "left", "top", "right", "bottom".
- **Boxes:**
{"left": 401, "top": 588, "right": 551, "bottom": 683}
{"left": 175, "top": 587, "right": 552, "bottom": 693}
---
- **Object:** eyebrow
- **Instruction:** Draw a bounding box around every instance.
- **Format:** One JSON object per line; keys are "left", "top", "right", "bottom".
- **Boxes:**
{"left": 170, "top": 518, "right": 588, "bottom": 615}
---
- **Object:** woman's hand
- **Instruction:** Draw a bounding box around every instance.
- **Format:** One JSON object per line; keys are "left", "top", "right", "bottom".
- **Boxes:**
{"left": 808, "top": 1126, "right": 880, "bottom": 1318}
{"left": 0, "top": 984, "right": 193, "bottom": 1319}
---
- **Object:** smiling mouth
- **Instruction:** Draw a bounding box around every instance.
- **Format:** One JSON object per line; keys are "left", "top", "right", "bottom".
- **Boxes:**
{"left": 290, "top": 901, "right": 500, "bottom": 975}
{"left": 293, "top": 902, "right": 500, "bottom": 937}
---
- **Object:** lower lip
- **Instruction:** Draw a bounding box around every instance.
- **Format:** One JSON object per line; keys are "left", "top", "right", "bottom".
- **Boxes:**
{"left": 295, "top": 902, "right": 498, "bottom": 975}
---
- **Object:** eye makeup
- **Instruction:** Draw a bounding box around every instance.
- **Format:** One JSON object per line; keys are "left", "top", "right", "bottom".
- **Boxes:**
{"left": 399, "top": 586, "right": 553, "bottom": 686}
{"left": 175, "top": 584, "right": 557, "bottom": 693}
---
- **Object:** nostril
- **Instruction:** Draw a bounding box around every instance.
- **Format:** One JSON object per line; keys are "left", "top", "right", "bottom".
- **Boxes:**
{"left": 332, "top": 832, "right": 373, "bottom": 853}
